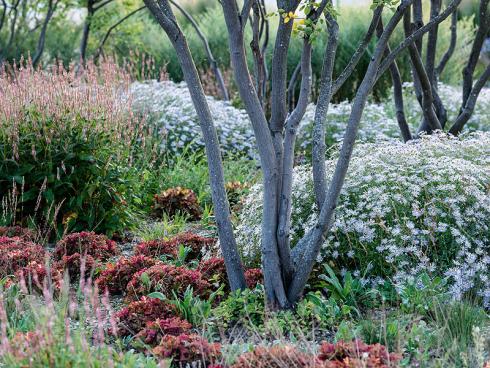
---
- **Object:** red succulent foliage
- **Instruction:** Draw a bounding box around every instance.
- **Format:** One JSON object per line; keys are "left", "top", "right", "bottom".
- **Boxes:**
{"left": 125, "top": 264, "right": 212, "bottom": 302}
{"left": 96, "top": 255, "right": 160, "bottom": 294}
{"left": 9, "top": 331, "right": 44, "bottom": 360}
{"left": 244, "top": 268, "right": 263, "bottom": 289}
{"left": 0, "top": 226, "right": 35, "bottom": 241}
{"left": 231, "top": 345, "right": 319, "bottom": 368}
{"left": 135, "top": 232, "right": 215, "bottom": 261}
{"left": 198, "top": 258, "right": 263, "bottom": 291}
{"left": 54, "top": 232, "right": 119, "bottom": 261}
{"left": 317, "top": 340, "right": 401, "bottom": 368}
{"left": 114, "top": 296, "right": 177, "bottom": 336}
{"left": 0, "top": 237, "right": 47, "bottom": 277}
{"left": 152, "top": 333, "right": 222, "bottom": 366}
{"left": 198, "top": 258, "right": 227, "bottom": 286}
{"left": 15, "top": 261, "right": 62, "bottom": 292}
{"left": 153, "top": 187, "right": 202, "bottom": 221}
{"left": 134, "top": 317, "right": 192, "bottom": 347}
{"left": 169, "top": 232, "right": 216, "bottom": 260}
{"left": 134, "top": 239, "right": 178, "bottom": 259}
{"left": 53, "top": 253, "right": 98, "bottom": 281}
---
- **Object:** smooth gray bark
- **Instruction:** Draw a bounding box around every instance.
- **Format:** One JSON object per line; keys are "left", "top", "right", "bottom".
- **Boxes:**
{"left": 435, "top": 9, "right": 457, "bottom": 79}
{"left": 143, "top": 0, "right": 246, "bottom": 291}
{"left": 221, "top": 0, "right": 289, "bottom": 308}
{"left": 376, "top": 0, "right": 462, "bottom": 81}
{"left": 277, "top": 39, "right": 312, "bottom": 286}
{"left": 168, "top": 0, "right": 229, "bottom": 101}
{"left": 250, "top": 1, "right": 266, "bottom": 105}
{"left": 403, "top": 9, "right": 442, "bottom": 132}
{"left": 331, "top": 6, "right": 383, "bottom": 95}
{"left": 288, "top": 0, "right": 415, "bottom": 303}
{"left": 461, "top": 0, "right": 489, "bottom": 108}
{"left": 32, "top": 0, "right": 57, "bottom": 67}
{"left": 376, "top": 19, "right": 412, "bottom": 142}
{"left": 425, "top": 0, "right": 441, "bottom": 85}
{"left": 450, "top": 64, "right": 490, "bottom": 134}
{"left": 311, "top": 5, "right": 338, "bottom": 208}
{"left": 313, "top": 4, "right": 381, "bottom": 208}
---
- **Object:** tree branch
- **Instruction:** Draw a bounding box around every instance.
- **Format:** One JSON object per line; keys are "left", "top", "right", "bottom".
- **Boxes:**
{"left": 144, "top": 0, "right": 246, "bottom": 291}
{"left": 312, "top": 1, "right": 339, "bottom": 208}
{"left": 93, "top": 0, "right": 113, "bottom": 12}
{"left": 450, "top": 63, "right": 490, "bottom": 134}
{"left": 435, "top": 9, "right": 457, "bottom": 78}
{"left": 221, "top": 0, "right": 288, "bottom": 308}
{"left": 94, "top": 6, "right": 146, "bottom": 63}
{"left": 461, "top": 0, "right": 489, "bottom": 108}
{"left": 376, "top": 18, "right": 412, "bottom": 142}
{"left": 289, "top": 0, "right": 415, "bottom": 304}
{"left": 240, "top": 0, "right": 254, "bottom": 30}
{"left": 0, "top": 0, "right": 21, "bottom": 60}
{"left": 277, "top": 38, "right": 312, "bottom": 287}
{"left": 32, "top": 0, "right": 58, "bottom": 67}
{"left": 332, "top": 5, "right": 383, "bottom": 95}
{"left": 375, "top": 0, "right": 462, "bottom": 82}
{"left": 425, "top": 0, "right": 441, "bottom": 85}
{"left": 250, "top": 1, "right": 266, "bottom": 105}
{"left": 403, "top": 5, "right": 442, "bottom": 132}
{"left": 169, "top": 0, "right": 229, "bottom": 100}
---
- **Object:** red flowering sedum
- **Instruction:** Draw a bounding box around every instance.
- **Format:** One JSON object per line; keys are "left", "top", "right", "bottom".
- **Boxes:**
{"left": 0, "top": 236, "right": 47, "bottom": 277}
{"left": 96, "top": 255, "right": 160, "bottom": 294}
{"left": 153, "top": 187, "right": 202, "bottom": 220}
{"left": 231, "top": 345, "right": 319, "bottom": 368}
{"left": 15, "top": 261, "right": 62, "bottom": 292}
{"left": 317, "top": 339, "right": 401, "bottom": 368}
{"left": 8, "top": 331, "right": 44, "bottom": 360}
{"left": 244, "top": 268, "right": 263, "bottom": 289}
{"left": 125, "top": 264, "right": 211, "bottom": 302}
{"left": 152, "top": 333, "right": 222, "bottom": 366}
{"left": 54, "top": 232, "right": 119, "bottom": 261}
{"left": 134, "top": 239, "right": 179, "bottom": 259}
{"left": 199, "top": 258, "right": 263, "bottom": 291}
{"left": 134, "top": 317, "right": 192, "bottom": 347}
{"left": 135, "top": 232, "right": 215, "bottom": 261}
{"left": 114, "top": 296, "right": 177, "bottom": 336}
{"left": 53, "top": 253, "right": 98, "bottom": 281}
{"left": 0, "top": 226, "right": 35, "bottom": 241}
{"left": 198, "top": 258, "right": 228, "bottom": 287}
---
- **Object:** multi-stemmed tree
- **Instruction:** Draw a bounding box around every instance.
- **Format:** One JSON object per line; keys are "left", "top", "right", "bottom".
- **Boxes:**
{"left": 143, "top": 0, "right": 490, "bottom": 308}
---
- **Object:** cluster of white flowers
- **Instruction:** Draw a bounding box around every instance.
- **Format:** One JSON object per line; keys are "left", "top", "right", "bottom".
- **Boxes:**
{"left": 236, "top": 132, "right": 490, "bottom": 307}
{"left": 297, "top": 83, "right": 490, "bottom": 151}
{"left": 131, "top": 80, "right": 489, "bottom": 158}
{"left": 130, "top": 80, "right": 256, "bottom": 158}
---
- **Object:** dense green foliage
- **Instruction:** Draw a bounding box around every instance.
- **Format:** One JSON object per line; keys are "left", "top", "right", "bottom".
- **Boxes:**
{"left": 1, "top": 1, "right": 480, "bottom": 102}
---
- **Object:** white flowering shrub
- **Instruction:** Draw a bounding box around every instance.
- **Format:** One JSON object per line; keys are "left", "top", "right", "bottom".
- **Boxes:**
{"left": 236, "top": 132, "right": 490, "bottom": 307}
{"left": 297, "top": 84, "right": 490, "bottom": 152}
{"left": 130, "top": 80, "right": 256, "bottom": 158}
{"left": 131, "top": 80, "right": 489, "bottom": 158}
